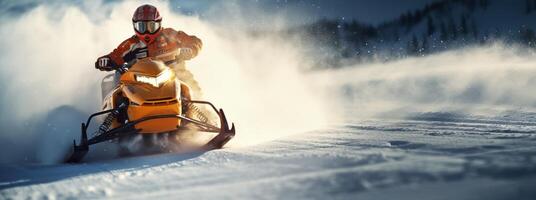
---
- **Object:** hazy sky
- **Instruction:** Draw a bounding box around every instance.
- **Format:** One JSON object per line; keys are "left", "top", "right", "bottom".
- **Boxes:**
{"left": 1, "top": 0, "right": 441, "bottom": 25}
{"left": 170, "top": 0, "right": 441, "bottom": 25}
{"left": 253, "top": 0, "right": 441, "bottom": 24}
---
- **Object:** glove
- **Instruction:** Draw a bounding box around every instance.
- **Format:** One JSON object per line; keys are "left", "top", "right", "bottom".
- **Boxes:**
{"left": 95, "top": 56, "right": 117, "bottom": 71}
{"left": 123, "top": 47, "right": 148, "bottom": 62}
{"left": 177, "top": 48, "right": 194, "bottom": 60}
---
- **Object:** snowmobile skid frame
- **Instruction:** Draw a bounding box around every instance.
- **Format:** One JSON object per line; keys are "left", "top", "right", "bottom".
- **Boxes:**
{"left": 66, "top": 100, "right": 235, "bottom": 163}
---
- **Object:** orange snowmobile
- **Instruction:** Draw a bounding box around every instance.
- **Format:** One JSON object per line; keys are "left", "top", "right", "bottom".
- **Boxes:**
{"left": 66, "top": 58, "right": 235, "bottom": 162}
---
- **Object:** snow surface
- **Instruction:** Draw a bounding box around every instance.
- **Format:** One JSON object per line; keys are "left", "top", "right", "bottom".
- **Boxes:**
{"left": 2, "top": 112, "right": 536, "bottom": 199}
{"left": 1, "top": 1, "right": 536, "bottom": 199}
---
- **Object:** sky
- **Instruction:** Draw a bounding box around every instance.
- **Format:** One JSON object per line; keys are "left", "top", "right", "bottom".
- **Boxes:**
{"left": 1, "top": 0, "right": 441, "bottom": 25}
{"left": 171, "top": 0, "right": 441, "bottom": 25}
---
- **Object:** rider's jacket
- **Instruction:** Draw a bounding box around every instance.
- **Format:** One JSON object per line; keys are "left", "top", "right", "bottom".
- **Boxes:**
{"left": 96, "top": 28, "right": 202, "bottom": 70}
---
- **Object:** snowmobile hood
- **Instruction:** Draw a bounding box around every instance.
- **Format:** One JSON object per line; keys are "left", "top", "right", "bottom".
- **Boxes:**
{"left": 122, "top": 79, "right": 178, "bottom": 105}
{"left": 119, "top": 58, "right": 179, "bottom": 105}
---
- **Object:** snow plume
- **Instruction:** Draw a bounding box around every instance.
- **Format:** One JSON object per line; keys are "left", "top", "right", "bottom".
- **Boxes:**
{"left": 0, "top": 1, "right": 331, "bottom": 164}
{"left": 314, "top": 43, "right": 536, "bottom": 119}
{"left": 2, "top": 1, "right": 535, "bottom": 165}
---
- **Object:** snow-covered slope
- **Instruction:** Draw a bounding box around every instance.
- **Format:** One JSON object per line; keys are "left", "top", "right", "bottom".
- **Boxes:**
{"left": 1, "top": 1, "right": 536, "bottom": 199}
{"left": 2, "top": 112, "right": 536, "bottom": 199}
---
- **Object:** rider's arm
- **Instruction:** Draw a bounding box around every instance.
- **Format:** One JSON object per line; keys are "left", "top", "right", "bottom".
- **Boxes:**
{"left": 95, "top": 36, "right": 137, "bottom": 71}
{"left": 176, "top": 31, "right": 203, "bottom": 60}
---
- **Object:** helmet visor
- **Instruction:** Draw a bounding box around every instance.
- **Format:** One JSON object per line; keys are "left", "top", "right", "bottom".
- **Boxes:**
{"left": 133, "top": 21, "right": 160, "bottom": 34}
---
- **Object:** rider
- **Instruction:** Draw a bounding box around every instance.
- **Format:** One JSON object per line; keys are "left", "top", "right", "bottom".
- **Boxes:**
{"left": 95, "top": 4, "right": 203, "bottom": 96}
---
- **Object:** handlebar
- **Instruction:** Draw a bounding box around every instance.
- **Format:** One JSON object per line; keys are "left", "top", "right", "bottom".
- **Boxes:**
{"left": 117, "top": 59, "right": 137, "bottom": 74}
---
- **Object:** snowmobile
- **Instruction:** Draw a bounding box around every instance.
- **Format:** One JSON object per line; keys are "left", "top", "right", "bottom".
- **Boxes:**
{"left": 66, "top": 58, "right": 235, "bottom": 162}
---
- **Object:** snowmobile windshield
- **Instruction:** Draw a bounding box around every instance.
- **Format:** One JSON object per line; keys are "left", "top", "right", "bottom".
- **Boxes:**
{"left": 133, "top": 21, "right": 161, "bottom": 34}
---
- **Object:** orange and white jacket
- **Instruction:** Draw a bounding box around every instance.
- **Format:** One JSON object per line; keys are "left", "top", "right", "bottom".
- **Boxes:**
{"left": 96, "top": 28, "right": 202, "bottom": 71}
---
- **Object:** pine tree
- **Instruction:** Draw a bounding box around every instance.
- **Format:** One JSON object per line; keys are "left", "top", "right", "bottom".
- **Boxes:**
{"left": 521, "top": 28, "right": 536, "bottom": 48}
{"left": 421, "top": 36, "right": 429, "bottom": 55}
{"left": 460, "top": 15, "right": 468, "bottom": 35}
{"left": 427, "top": 16, "right": 436, "bottom": 36}
{"left": 414, "top": 10, "right": 423, "bottom": 23}
{"left": 393, "top": 31, "right": 400, "bottom": 42}
{"left": 407, "top": 34, "right": 420, "bottom": 55}
{"left": 447, "top": 17, "right": 458, "bottom": 40}
{"left": 470, "top": 18, "right": 479, "bottom": 39}
{"left": 406, "top": 11, "right": 414, "bottom": 27}
{"left": 440, "top": 21, "right": 448, "bottom": 41}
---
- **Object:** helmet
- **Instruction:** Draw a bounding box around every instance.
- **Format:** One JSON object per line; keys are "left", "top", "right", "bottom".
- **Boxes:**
{"left": 132, "top": 4, "right": 162, "bottom": 44}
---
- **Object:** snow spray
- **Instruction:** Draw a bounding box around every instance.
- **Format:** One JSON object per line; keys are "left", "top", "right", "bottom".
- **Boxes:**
{"left": 0, "top": 1, "right": 331, "bottom": 163}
